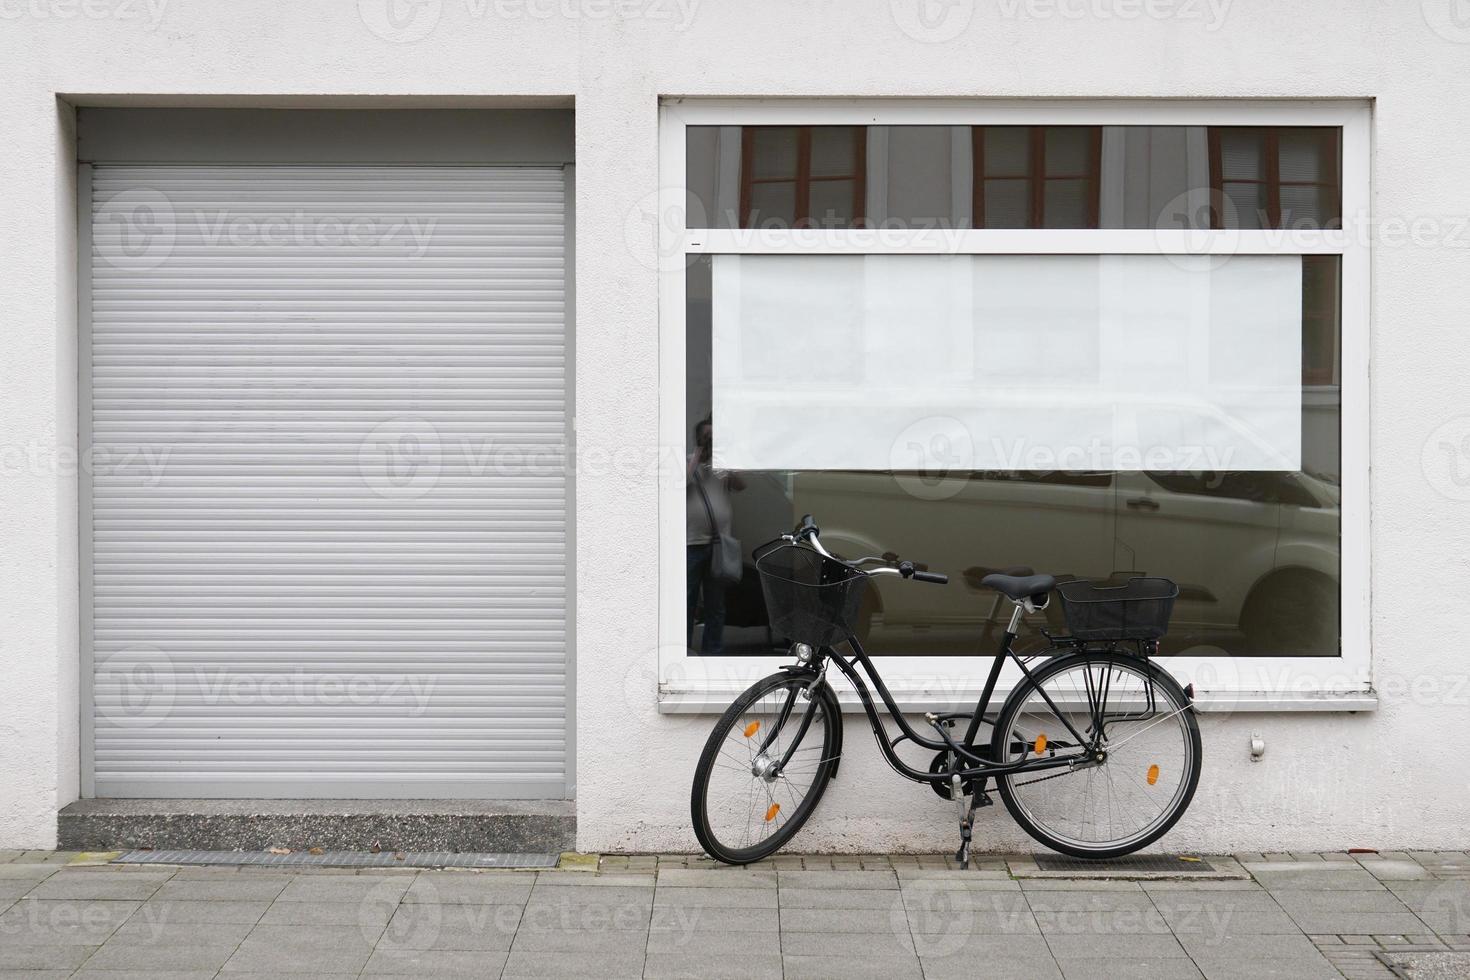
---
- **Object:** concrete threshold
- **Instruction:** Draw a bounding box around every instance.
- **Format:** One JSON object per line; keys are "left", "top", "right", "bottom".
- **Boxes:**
{"left": 58, "top": 798, "right": 575, "bottom": 854}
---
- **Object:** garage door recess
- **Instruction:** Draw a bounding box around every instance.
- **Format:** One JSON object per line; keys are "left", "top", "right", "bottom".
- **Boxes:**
{"left": 84, "top": 165, "right": 569, "bottom": 798}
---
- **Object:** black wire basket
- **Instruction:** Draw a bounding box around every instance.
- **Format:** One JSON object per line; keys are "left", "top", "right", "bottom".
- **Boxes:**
{"left": 755, "top": 542, "right": 870, "bottom": 648}
{"left": 1055, "top": 577, "right": 1179, "bottom": 641}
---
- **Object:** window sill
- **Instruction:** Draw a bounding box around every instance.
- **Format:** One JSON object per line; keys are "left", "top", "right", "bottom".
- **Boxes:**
{"left": 656, "top": 687, "right": 1378, "bottom": 714}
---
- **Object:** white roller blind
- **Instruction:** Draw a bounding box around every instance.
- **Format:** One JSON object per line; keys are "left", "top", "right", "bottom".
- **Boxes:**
{"left": 711, "top": 253, "right": 1302, "bottom": 472}
{"left": 87, "top": 165, "right": 568, "bottom": 799}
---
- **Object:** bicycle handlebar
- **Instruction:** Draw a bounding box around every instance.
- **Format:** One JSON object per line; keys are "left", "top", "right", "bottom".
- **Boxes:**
{"left": 787, "top": 517, "right": 948, "bottom": 585}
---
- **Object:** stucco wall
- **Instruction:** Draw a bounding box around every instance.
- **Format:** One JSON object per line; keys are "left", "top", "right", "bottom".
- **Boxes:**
{"left": 2, "top": 0, "right": 1468, "bottom": 851}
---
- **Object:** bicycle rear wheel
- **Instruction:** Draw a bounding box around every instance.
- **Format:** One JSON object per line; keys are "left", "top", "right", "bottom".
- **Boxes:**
{"left": 992, "top": 651, "right": 1201, "bottom": 859}
{"left": 691, "top": 671, "right": 841, "bottom": 865}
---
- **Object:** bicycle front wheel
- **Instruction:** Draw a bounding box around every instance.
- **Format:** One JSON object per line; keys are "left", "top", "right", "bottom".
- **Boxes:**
{"left": 992, "top": 652, "right": 1201, "bottom": 859}
{"left": 691, "top": 671, "right": 841, "bottom": 865}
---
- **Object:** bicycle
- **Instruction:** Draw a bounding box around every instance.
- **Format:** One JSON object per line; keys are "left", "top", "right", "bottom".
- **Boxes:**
{"left": 690, "top": 514, "right": 1202, "bottom": 866}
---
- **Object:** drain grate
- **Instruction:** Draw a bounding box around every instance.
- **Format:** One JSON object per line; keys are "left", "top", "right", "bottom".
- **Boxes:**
{"left": 114, "top": 849, "right": 559, "bottom": 869}
{"left": 1033, "top": 854, "right": 1215, "bottom": 873}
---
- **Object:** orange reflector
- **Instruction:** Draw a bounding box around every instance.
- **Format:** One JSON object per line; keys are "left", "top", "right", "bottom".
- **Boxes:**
{"left": 1147, "top": 764, "right": 1160, "bottom": 785}
{"left": 743, "top": 721, "right": 760, "bottom": 738}
{"left": 1033, "top": 734, "right": 1047, "bottom": 755}
{"left": 764, "top": 803, "right": 781, "bottom": 822}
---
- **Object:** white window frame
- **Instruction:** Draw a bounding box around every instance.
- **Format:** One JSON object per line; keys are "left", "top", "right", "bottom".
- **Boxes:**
{"left": 658, "top": 99, "right": 1371, "bottom": 713}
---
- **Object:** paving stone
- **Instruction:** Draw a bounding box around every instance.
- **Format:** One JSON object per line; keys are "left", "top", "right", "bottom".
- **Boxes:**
{"left": 152, "top": 877, "right": 291, "bottom": 902}
{"left": 1244, "top": 863, "right": 1385, "bottom": 891}
{"left": 779, "top": 907, "right": 908, "bottom": 934}
{"left": 776, "top": 870, "right": 899, "bottom": 890}
{"left": 72, "top": 972, "right": 217, "bottom": 980}
{"left": 0, "top": 863, "right": 61, "bottom": 880}
{"left": 402, "top": 875, "right": 532, "bottom": 905}
{"left": 1286, "top": 910, "right": 1431, "bottom": 935}
{"left": 221, "top": 924, "right": 375, "bottom": 974}
{"left": 1056, "top": 959, "right": 1204, "bottom": 980}
{"left": 103, "top": 919, "right": 255, "bottom": 947}
{"left": 500, "top": 949, "right": 645, "bottom": 978}
{"left": 780, "top": 929, "right": 916, "bottom": 957}
{"left": 517, "top": 899, "right": 649, "bottom": 933}
{"left": 361, "top": 947, "right": 507, "bottom": 975}
{"left": 131, "top": 899, "right": 269, "bottom": 925}
{"left": 920, "top": 951, "right": 1064, "bottom": 979}
{"left": 651, "top": 885, "right": 778, "bottom": 908}
{"left": 1034, "top": 907, "right": 1171, "bottom": 935}
{"left": 507, "top": 926, "right": 651, "bottom": 955}
{"left": 536, "top": 871, "right": 654, "bottom": 887}
{"left": 775, "top": 886, "right": 902, "bottom": 910}
{"left": 274, "top": 875, "right": 412, "bottom": 904}
{"left": 645, "top": 928, "right": 783, "bottom": 955}
{"left": 781, "top": 954, "right": 923, "bottom": 979}
{"left": 650, "top": 904, "right": 778, "bottom": 933}
{"left": 1178, "top": 932, "right": 1343, "bottom": 979}
{"left": 524, "top": 883, "right": 653, "bottom": 908}
{"left": 654, "top": 867, "right": 775, "bottom": 887}
{"left": 1044, "top": 933, "right": 1189, "bottom": 959}
{"left": 1020, "top": 879, "right": 1145, "bottom": 892}
{"left": 643, "top": 950, "right": 783, "bottom": 979}
{"left": 257, "top": 900, "right": 396, "bottom": 929}
{"left": 1157, "top": 907, "right": 1301, "bottom": 936}
{"left": 1025, "top": 890, "right": 1158, "bottom": 912}
{"left": 27, "top": 872, "right": 170, "bottom": 902}
{"left": 0, "top": 898, "right": 139, "bottom": 944}
{"left": 82, "top": 943, "right": 239, "bottom": 972}
{"left": 376, "top": 903, "right": 520, "bottom": 951}
{"left": 0, "top": 945, "right": 97, "bottom": 971}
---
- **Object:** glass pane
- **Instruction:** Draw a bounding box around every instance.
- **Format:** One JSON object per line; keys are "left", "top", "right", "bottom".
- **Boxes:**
{"left": 982, "top": 178, "right": 1030, "bottom": 228}
{"left": 810, "top": 126, "right": 860, "bottom": 177}
{"left": 685, "top": 255, "right": 1341, "bottom": 658}
{"left": 808, "top": 179, "right": 857, "bottom": 226}
{"left": 1220, "top": 181, "right": 1268, "bottom": 230}
{"left": 1280, "top": 183, "right": 1340, "bottom": 230}
{"left": 745, "top": 181, "right": 797, "bottom": 228}
{"left": 709, "top": 254, "right": 1302, "bottom": 472}
{"left": 1045, "top": 127, "right": 1093, "bottom": 175}
{"left": 748, "top": 126, "right": 799, "bottom": 180}
{"left": 1042, "top": 179, "right": 1092, "bottom": 228}
{"left": 687, "top": 124, "right": 1343, "bottom": 230}
{"left": 982, "top": 126, "right": 1030, "bottom": 176}
{"left": 1217, "top": 129, "right": 1266, "bottom": 181}
{"left": 1278, "top": 128, "right": 1334, "bottom": 184}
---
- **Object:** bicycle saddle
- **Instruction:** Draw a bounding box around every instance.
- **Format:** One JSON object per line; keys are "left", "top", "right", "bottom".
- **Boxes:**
{"left": 980, "top": 572, "right": 1056, "bottom": 602}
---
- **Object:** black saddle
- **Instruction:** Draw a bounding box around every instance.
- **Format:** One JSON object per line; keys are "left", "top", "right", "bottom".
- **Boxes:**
{"left": 980, "top": 572, "right": 1057, "bottom": 603}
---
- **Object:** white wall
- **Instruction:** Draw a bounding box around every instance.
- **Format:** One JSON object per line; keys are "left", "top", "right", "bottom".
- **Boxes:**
{"left": 2, "top": 0, "right": 1469, "bottom": 851}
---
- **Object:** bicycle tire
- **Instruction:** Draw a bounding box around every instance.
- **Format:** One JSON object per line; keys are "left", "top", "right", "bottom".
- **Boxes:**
{"left": 691, "top": 671, "right": 841, "bottom": 865}
{"left": 991, "top": 651, "right": 1201, "bottom": 859}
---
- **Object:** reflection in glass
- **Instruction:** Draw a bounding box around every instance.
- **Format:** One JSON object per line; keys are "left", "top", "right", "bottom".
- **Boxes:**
{"left": 686, "top": 124, "right": 1342, "bottom": 231}
{"left": 685, "top": 255, "right": 1340, "bottom": 658}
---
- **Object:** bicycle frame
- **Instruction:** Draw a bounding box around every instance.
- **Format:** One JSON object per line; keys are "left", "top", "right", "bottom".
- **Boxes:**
{"left": 770, "top": 605, "right": 1134, "bottom": 787}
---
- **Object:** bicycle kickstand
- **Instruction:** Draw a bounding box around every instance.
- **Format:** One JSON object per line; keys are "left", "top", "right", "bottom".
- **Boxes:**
{"left": 951, "top": 774, "right": 974, "bottom": 869}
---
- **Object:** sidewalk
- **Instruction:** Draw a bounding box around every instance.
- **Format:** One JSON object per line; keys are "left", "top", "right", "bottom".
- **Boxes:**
{"left": 1, "top": 849, "right": 1467, "bottom": 979}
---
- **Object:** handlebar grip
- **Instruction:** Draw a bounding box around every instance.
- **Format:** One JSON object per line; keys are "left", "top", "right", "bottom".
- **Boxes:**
{"left": 794, "top": 514, "right": 819, "bottom": 540}
{"left": 897, "top": 561, "right": 948, "bottom": 585}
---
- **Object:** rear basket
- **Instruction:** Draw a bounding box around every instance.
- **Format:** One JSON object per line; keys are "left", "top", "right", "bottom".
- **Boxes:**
{"left": 1055, "top": 577, "right": 1179, "bottom": 641}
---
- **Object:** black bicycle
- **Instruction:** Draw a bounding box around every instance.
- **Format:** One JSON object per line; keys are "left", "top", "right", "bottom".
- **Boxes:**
{"left": 690, "top": 515, "right": 1202, "bottom": 866}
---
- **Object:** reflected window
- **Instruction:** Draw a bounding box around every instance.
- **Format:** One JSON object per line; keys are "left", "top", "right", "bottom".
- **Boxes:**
{"left": 739, "top": 126, "right": 866, "bottom": 228}
{"left": 1208, "top": 127, "right": 1341, "bottom": 230}
{"left": 972, "top": 126, "right": 1101, "bottom": 229}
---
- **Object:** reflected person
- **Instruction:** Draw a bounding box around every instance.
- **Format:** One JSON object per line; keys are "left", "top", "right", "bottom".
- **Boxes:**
{"left": 687, "top": 417, "right": 744, "bottom": 654}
